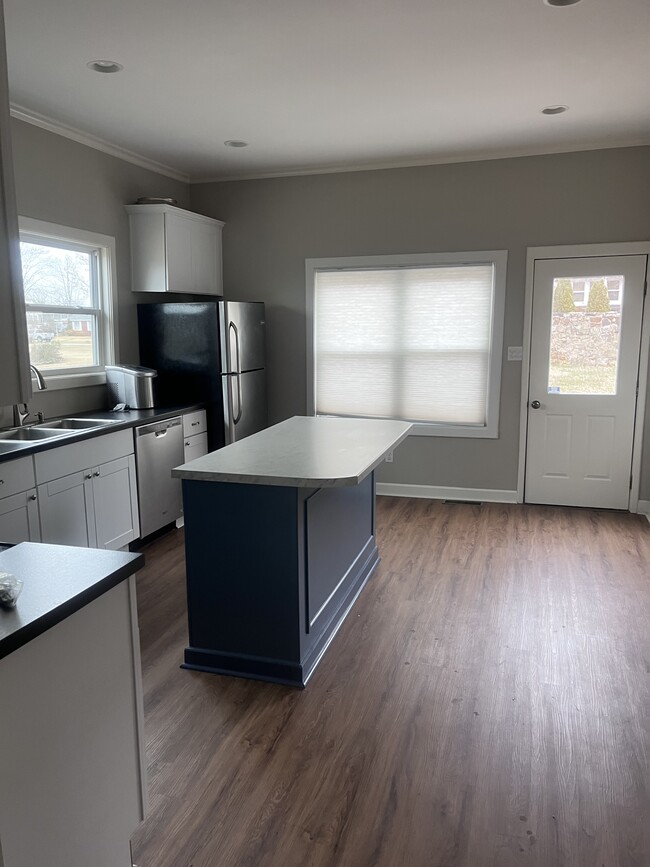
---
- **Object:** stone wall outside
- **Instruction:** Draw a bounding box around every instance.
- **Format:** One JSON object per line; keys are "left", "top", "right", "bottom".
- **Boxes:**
{"left": 550, "top": 312, "right": 620, "bottom": 367}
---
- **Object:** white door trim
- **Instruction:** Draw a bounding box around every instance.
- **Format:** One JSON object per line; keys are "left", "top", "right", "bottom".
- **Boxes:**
{"left": 517, "top": 242, "right": 650, "bottom": 510}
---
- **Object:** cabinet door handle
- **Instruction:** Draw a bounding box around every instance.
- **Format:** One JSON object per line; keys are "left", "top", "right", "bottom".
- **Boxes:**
{"left": 185, "top": 441, "right": 190, "bottom": 447}
{"left": 85, "top": 473, "right": 92, "bottom": 480}
{"left": 93, "top": 471, "right": 100, "bottom": 477}
{"left": 29, "top": 494, "right": 37, "bottom": 501}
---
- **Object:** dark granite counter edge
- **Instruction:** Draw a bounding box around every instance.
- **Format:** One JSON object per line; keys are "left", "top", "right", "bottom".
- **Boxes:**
{"left": 0, "top": 549, "right": 144, "bottom": 661}
{"left": 0, "top": 403, "right": 205, "bottom": 464}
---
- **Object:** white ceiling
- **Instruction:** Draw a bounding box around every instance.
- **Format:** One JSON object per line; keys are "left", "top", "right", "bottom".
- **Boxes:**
{"left": 4, "top": 0, "right": 650, "bottom": 182}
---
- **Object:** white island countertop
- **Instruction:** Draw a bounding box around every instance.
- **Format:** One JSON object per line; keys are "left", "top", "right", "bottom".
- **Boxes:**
{"left": 172, "top": 416, "right": 412, "bottom": 487}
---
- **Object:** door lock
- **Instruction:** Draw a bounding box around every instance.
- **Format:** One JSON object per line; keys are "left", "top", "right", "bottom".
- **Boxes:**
{"left": 530, "top": 400, "right": 541, "bottom": 409}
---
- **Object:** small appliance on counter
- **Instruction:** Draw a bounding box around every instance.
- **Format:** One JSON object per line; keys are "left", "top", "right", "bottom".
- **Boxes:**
{"left": 105, "top": 364, "right": 157, "bottom": 409}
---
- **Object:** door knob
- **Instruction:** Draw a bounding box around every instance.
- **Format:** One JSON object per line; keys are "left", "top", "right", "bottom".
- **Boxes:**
{"left": 530, "top": 400, "right": 541, "bottom": 409}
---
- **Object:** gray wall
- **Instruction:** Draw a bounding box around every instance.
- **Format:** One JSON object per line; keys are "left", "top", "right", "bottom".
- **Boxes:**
{"left": 1, "top": 117, "right": 189, "bottom": 426}
{"left": 190, "top": 147, "right": 650, "bottom": 496}
{"left": 4, "top": 120, "right": 649, "bottom": 500}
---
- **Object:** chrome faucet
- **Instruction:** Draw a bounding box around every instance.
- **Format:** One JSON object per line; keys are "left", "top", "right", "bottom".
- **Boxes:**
{"left": 12, "top": 365, "right": 47, "bottom": 426}
{"left": 30, "top": 364, "right": 47, "bottom": 391}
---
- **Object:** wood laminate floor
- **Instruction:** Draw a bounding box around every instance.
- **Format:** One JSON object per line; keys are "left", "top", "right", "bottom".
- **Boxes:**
{"left": 131, "top": 499, "right": 650, "bottom": 867}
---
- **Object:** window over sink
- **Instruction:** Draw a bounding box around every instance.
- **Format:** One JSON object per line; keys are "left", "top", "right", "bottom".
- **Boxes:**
{"left": 18, "top": 217, "right": 117, "bottom": 389}
{"left": 306, "top": 250, "right": 507, "bottom": 437}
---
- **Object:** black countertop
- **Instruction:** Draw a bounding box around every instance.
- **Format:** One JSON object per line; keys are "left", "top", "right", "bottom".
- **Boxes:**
{"left": 0, "top": 403, "right": 205, "bottom": 464}
{"left": 0, "top": 542, "right": 144, "bottom": 660}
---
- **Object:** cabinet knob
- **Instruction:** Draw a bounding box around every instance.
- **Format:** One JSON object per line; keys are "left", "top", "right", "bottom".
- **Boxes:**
{"left": 185, "top": 441, "right": 190, "bottom": 447}
{"left": 93, "top": 471, "right": 100, "bottom": 477}
{"left": 85, "top": 473, "right": 92, "bottom": 480}
{"left": 191, "top": 421, "right": 199, "bottom": 426}
{"left": 0, "top": 479, "right": 4, "bottom": 485}
{"left": 30, "top": 494, "right": 37, "bottom": 501}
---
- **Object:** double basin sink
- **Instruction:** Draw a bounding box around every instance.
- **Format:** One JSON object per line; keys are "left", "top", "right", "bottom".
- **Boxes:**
{"left": 0, "top": 418, "right": 116, "bottom": 443}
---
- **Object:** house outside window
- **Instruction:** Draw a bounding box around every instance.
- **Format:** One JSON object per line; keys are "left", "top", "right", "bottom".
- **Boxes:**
{"left": 571, "top": 275, "right": 623, "bottom": 309}
{"left": 306, "top": 251, "right": 507, "bottom": 438}
{"left": 18, "top": 218, "right": 117, "bottom": 389}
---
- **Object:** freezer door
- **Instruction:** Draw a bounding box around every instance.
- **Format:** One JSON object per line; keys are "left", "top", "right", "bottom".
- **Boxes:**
{"left": 219, "top": 301, "right": 266, "bottom": 373}
{"left": 222, "top": 368, "right": 268, "bottom": 444}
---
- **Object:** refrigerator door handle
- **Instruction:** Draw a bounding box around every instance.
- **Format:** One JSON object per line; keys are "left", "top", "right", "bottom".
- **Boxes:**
{"left": 229, "top": 320, "right": 243, "bottom": 425}
{"left": 228, "top": 372, "right": 242, "bottom": 427}
{"left": 229, "top": 321, "right": 241, "bottom": 375}
{"left": 234, "top": 373, "right": 243, "bottom": 425}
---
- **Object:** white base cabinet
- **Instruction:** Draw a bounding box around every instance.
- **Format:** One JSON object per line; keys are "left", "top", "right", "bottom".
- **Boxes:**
{"left": 93, "top": 455, "right": 139, "bottom": 549}
{"left": 0, "top": 455, "right": 40, "bottom": 544}
{"left": 183, "top": 409, "right": 209, "bottom": 463}
{"left": 37, "top": 470, "right": 95, "bottom": 548}
{"left": 35, "top": 429, "right": 140, "bottom": 550}
{"left": 184, "top": 431, "right": 208, "bottom": 464}
{"left": 0, "top": 489, "right": 40, "bottom": 544}
{"left": 0, "top": 575, "right": 146, "bottom": 867}
{"left": 175, "top": 411, "right": 209, "bottom": 528}
{"left": 38, "top": 455, "right": 139, "bottom": 550}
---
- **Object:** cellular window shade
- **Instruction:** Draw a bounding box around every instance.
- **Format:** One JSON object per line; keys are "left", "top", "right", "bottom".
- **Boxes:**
{"left": 314, "top": 264, "right": 495, "bottom": 425}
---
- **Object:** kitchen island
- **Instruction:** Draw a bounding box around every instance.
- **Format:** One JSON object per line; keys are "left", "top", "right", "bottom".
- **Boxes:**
{"left": 0, "top": 543, "right": 146, "bottom": 867}
{"left": 173, "top": 415, "right": 411, "bottom": 687}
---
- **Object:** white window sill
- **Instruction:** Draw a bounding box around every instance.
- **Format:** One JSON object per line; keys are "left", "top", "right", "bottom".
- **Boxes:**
{"left": 410, "top": 422, "right": 497, "bottom": 438}
{"left": 34, "top": 371, "right": 107, "bottom": 392}
{"left": 316, "top": 414, "right": 498, "bottom": 438}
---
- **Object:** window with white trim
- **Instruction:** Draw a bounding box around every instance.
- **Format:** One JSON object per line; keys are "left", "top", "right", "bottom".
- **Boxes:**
{"left": 18, "top": 218, "right": 117, "bottom": 387}
{"left": 307, "top": 251, "right": 507, "bottom": 437}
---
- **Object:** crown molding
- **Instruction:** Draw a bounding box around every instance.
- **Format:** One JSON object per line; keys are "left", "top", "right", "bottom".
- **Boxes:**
{"left": 190, "top": 137, "right": 650, "bottom": 184}
{"left": 8, "top": 103, "right": 649, "bottom": 186}
{"left": 10, "top": 104, "right": 190, "bottom": 184}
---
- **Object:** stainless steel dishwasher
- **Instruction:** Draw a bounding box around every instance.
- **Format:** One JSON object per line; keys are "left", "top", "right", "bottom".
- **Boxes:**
{"left": 135, "top": 416, "right": 184, "bottom": 537}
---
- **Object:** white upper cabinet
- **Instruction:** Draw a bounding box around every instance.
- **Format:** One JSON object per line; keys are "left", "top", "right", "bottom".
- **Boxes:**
{"left": 126, "top": 204, "right": 224, "bottom": 295}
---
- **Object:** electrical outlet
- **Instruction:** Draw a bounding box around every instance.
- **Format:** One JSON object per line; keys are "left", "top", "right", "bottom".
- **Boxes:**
{"left": 385, "top": 450, "right": 393, "bottom": 463}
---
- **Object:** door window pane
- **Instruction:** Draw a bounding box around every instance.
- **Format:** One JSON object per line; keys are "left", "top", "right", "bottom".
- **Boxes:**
{"left": 548, "top": 276, "right": 624, "bottom": 395}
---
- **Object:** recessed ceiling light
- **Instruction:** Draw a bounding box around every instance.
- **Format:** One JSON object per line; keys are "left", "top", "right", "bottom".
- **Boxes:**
{"left": 87, "top": 60, "right": 123, "bottom": 74}
{"left": 541, "top": 105, "right": 569, "bottom": 115}
{"left": 544, "top": 0, "right": 583, "bottom": 5}
{"left": 224, "top": 140, "right": 248, "bottom": 148}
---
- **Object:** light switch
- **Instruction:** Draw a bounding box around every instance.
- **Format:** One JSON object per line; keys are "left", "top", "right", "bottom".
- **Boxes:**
{"left": 507, "top": 346, "right": 523, "bottom": 361}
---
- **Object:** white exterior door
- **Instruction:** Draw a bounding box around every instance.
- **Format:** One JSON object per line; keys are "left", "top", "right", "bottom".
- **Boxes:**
{"left": 525, "top": 254, "right": 647, "bottom": 509}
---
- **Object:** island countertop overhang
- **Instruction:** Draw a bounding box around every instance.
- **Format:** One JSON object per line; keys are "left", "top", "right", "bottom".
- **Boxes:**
{"left": 172, "top": 416, "right": 412, "bottom": 487}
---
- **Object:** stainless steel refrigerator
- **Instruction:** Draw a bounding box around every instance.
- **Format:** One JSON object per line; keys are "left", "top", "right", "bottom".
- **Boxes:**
{"left": 137, "top": 301, "right": 267, "bottom": 450}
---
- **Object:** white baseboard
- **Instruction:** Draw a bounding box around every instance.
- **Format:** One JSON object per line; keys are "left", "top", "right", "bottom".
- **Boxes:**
{"left": 637, "top": 500, "right": 650, "bottom": 523}
{"left": 376, "top": 483, "right": 518, "bottom": 503}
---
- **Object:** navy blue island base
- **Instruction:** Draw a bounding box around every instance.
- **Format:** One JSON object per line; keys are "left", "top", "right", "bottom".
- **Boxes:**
{"left": 181, "top": 472, "right": 378, "bottom": 687}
